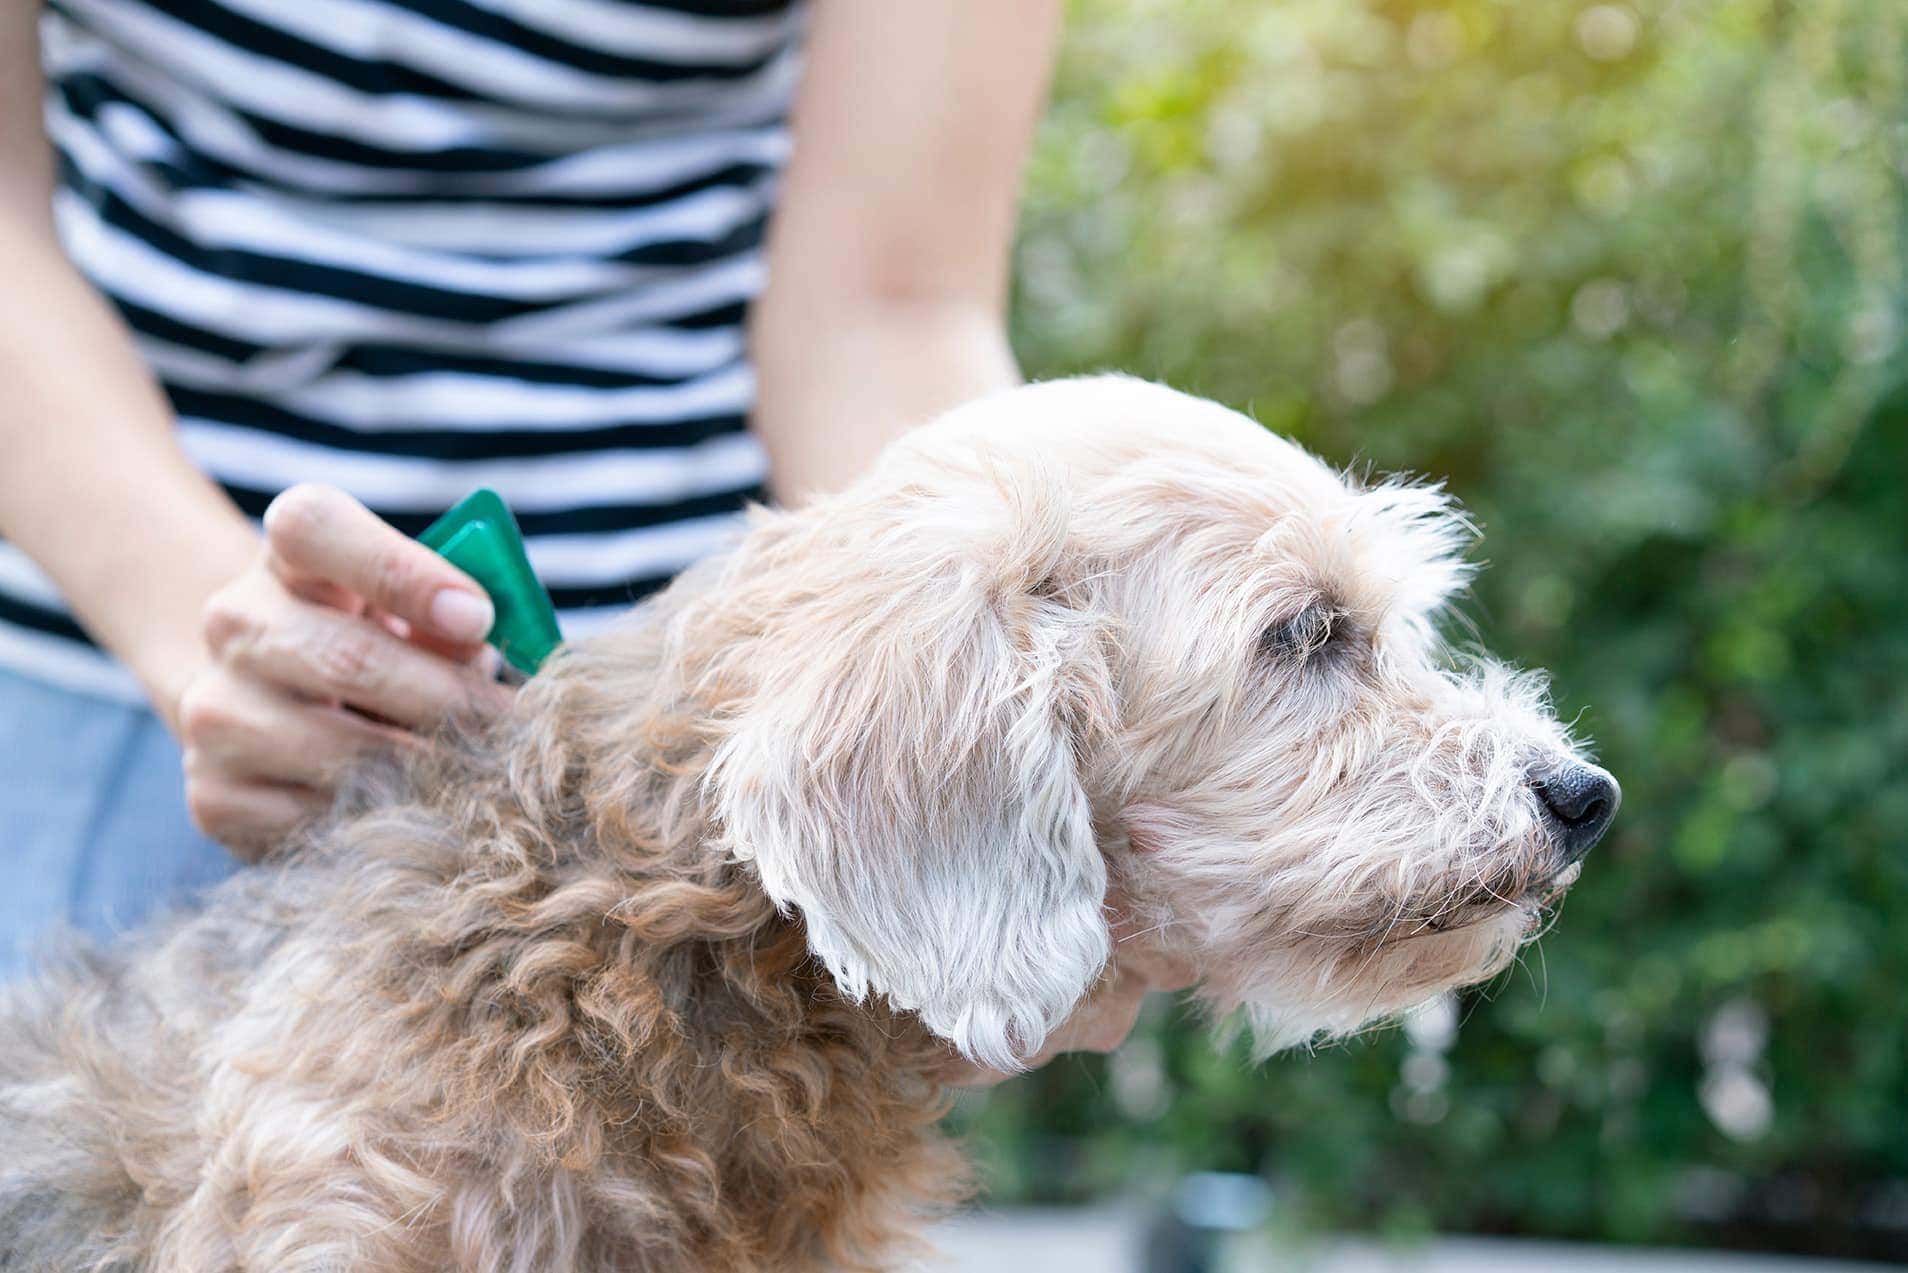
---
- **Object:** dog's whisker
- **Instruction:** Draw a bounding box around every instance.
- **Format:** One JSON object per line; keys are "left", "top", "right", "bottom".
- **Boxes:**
{"left": 1114, "top": 919, "right": 1171, "bottom": 946}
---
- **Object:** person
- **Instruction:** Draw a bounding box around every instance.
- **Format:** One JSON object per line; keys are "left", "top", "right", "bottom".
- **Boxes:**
{"left": 0, "top": 0, "right": 1060, "bottom": 972}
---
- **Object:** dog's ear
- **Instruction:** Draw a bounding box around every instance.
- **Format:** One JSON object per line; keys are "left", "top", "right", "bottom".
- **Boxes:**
{"left": 706, "top": 464, "right": 1113, "bottom": 1071}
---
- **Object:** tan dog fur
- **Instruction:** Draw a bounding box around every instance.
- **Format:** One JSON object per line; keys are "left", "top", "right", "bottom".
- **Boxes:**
{"left": 0, "top": 377, "right": 1605, "bottom": 1271}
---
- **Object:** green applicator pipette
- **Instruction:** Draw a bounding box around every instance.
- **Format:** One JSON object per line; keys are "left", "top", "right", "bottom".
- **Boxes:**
{"left": 419, "top": 488, "right": 563, "bottom": 676}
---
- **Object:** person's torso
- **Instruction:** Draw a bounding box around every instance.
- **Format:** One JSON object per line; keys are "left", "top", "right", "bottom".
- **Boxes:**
{"left": 1, "top": 0, "right": 804, "bottom": 701}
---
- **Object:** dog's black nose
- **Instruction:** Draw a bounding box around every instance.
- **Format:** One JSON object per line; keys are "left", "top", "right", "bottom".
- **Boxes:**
{"left": 1532, "top": 762, "right": 1620, "bottom": 863}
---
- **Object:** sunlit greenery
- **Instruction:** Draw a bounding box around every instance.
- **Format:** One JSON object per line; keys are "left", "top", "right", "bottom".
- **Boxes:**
{"left": 975, "top": 0, "right": 1908, "bottom": 1256}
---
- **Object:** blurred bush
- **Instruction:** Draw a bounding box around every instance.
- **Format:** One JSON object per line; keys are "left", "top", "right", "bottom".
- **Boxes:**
{"left": 977, "top": 0, "right": 1908, "bottom": 1258}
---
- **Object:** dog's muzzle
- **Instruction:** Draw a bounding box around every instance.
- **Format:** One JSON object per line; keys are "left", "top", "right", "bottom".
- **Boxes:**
{"left": 1531, "top": 761, "right": 1620, "bottom": 864}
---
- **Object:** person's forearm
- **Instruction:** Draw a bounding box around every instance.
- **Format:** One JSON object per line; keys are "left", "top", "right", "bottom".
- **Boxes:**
{"left": 749, "top": 296, "right": 1021, "bottom": 504}
{"left": 745, "top": 0, "right": 1057, "bottom": 504}
{"left": 0, "top": 215, "right": 256, "bottom": 725}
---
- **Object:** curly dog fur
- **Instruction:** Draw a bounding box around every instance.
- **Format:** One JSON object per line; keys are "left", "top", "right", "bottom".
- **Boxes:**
{"left": 0, "top": 377, "right": 1613, "bottom": 1271}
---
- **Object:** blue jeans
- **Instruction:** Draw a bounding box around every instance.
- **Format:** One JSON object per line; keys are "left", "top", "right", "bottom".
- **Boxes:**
{"left": 0, "top": 666, "right": 236, "bottom": 978}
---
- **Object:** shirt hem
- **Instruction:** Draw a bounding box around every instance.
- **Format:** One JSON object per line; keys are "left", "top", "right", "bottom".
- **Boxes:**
{"left": 0, "top": 623, "right": 149, "bottom": 707}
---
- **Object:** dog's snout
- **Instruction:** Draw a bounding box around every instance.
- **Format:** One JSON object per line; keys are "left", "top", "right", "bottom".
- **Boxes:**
{"left": 1532, "top": 762, "right": 1620, "bottom": 863}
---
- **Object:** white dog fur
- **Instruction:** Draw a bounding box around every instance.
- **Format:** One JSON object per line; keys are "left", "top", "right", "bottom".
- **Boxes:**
{"left": 709, "top": 376, "right": 1591, "bottom": 1071}
{"left": 0, "top": 375, "right": 1612, "bottom": 1272}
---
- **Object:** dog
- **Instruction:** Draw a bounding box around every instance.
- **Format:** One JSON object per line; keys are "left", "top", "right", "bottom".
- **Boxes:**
{"left": 0, "top": 376, "right": 1616, "bottom": 1272}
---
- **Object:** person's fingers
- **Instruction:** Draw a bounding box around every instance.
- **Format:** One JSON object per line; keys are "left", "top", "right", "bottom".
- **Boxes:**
{"left": 367, "top": 606, "right": 411, "bottom": 641}
{"left": 179, "top": 763, "right": 326, "bottom": 863}
{"left": 223, "top": 592, "right": 511, "bottom": 728}
{"left": 261, "top": 484, "right": 493, "bottom": 652}
{"left": 933, "top": 1054, "right": 1015, "bottom": 1089}
{"left": 282, "top": 572, "right": 364, "bottom": 616}
{"left": 1068, "top": 976, "right": 1150, "bottom": 1053}
{"left": 178, "top": 665, "right": 411, "bottom": 789}
{"left": 204, "top": 571, "right": 511, "bottom": 727}
{"left": 363, "top": 602, "right": 479, "bottom": 664}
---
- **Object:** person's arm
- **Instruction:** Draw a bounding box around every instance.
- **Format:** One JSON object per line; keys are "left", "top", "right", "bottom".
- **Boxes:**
{"left": 0, "top": 11, "right": 502, "bottom": 856}
{"left": 0, "top": 3, "right": 256, "bottom": 717}
{"left": 748, "top": 0, "right": 1062, "bottom": 503}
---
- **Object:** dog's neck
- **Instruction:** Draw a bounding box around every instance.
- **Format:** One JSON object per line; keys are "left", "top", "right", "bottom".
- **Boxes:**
{"left": 298, "top": 594, "right": 967, "bottom": 1269}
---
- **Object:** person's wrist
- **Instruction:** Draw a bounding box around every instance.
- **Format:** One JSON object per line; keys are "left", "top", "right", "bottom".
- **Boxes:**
{"left": 124, "top": 530, "right": 258, "bottom": 735}
{"left": 130, "top": 631, "right": 213, "bottom": 736}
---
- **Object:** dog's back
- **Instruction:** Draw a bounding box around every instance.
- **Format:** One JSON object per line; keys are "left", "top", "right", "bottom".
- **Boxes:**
{"left": 0, "top": 872, "right": 296, "bottom": 1270}
{"left": 1, "top": 943, "right": 149, "bottom": 1271}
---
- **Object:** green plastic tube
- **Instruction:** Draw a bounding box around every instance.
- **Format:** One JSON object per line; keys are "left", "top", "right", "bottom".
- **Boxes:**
{"left": 419, "top": 488, "right": 563, "bottom": 676}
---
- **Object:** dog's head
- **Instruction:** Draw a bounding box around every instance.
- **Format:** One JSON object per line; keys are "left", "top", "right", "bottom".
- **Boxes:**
{"left": 701, "top": 376, "right": 1616, "bottom": 1072}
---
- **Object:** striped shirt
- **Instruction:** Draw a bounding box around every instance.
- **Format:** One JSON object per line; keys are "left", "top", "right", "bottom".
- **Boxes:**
{"left": 2, "top": 0, "right": 804, "bottom": 702}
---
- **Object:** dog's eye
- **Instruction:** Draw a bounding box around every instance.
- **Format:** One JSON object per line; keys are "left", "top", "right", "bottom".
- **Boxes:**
{"left": 1259, "top": 604, "right": 1341, "bottom": 662}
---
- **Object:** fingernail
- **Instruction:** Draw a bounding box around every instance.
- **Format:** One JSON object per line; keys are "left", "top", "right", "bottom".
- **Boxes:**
{"left": 430, "top": 588, "right": 493, "bottom": 643}
{"left": 474, "top": 644, "right": 504, "bottom": 679}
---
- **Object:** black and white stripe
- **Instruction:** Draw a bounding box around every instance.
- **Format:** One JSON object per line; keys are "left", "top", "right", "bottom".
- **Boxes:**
{"left": 7, "top": 0, "right": 802, "bottom": 700}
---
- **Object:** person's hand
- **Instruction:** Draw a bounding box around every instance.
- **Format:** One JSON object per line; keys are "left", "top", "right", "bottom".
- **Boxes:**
{"left": 934, "top": 918, "right": 1199, "bottom": 1087}
{"left": 176, "top": 484, "right": 512, "bottom": 859}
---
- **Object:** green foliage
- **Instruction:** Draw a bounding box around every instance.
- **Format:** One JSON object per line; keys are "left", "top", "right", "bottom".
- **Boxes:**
{"left": 980, "top": 0, "right": 1908, "bottom": 1254}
